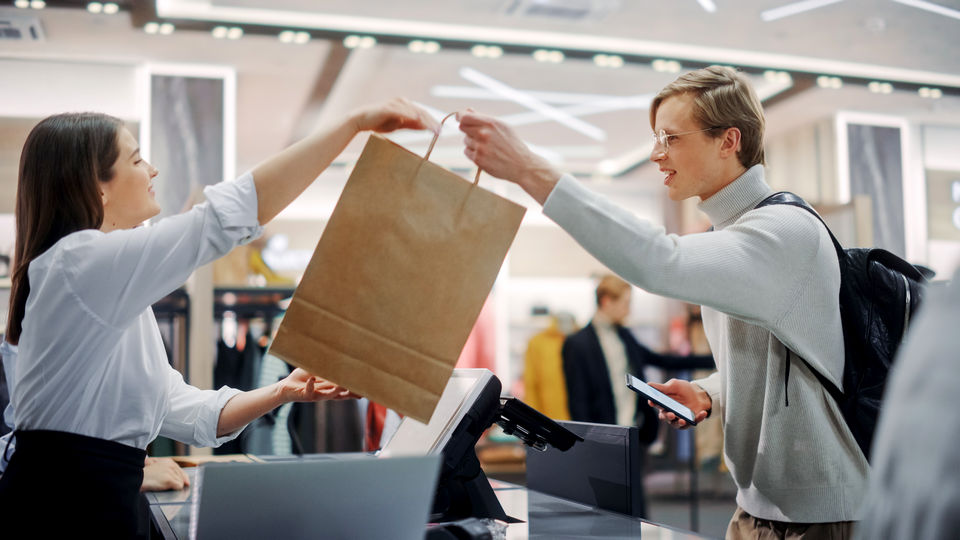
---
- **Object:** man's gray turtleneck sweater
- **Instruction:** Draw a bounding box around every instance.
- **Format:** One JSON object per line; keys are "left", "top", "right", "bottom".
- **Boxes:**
{"left": 543, "top": 164, "right": 868, "bottom": 522}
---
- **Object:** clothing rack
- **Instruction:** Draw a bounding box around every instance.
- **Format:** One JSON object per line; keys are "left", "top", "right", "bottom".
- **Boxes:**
{"left": 212, "top": 287, "right": 301, "bottom": 456}
{"left": 150, "top": 288, "right": 190, "bottom": 456}
{"left": 213, "top": 286, "right": 294, "bottom": 321}
{"left": 152, "top": 287, "right": 190, "bottom": 376}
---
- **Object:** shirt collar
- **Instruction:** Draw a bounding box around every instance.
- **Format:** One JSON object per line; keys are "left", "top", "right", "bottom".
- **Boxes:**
{"left": 592, "top": 314, "right": 617, "bottom": 332}
{"left": 697, "top": 164, "right": 773, "bottom": 230}
{"left": 0, "top": 341, "right": 16, "bottom": 357}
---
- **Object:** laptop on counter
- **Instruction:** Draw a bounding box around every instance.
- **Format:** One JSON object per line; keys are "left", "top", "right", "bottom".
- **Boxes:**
{"left": 190, "top": 455, "right": 440, "bottom": 539}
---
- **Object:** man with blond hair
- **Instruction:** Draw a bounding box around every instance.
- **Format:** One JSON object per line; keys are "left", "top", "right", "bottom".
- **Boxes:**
{"left": 562, "top": 275, "right": 658, "bottom": 440}
{"left": 457, "top": 66, "right": 867, "bottom": 538}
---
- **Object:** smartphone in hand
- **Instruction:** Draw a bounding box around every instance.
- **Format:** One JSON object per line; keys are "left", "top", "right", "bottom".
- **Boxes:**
{"left": 625, "top": 374, "right": 698, "bottom": 426}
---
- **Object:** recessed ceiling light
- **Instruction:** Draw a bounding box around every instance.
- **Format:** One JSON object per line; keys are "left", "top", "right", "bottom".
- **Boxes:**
{"left": 652, "top": 59, "right": 681, "bottom": 73}
{"left": 816, "top": 75, "right": 843, "bottom": 89}
{"left": 159, "top": 23, "right": 175, "bottom": 35}
{"left": 87, "top": 2, "right": 103, "bottom": 14}
{"left": 344, "top": 35, "right": 376, "bottom": 49}
{"left": 14, "top": 0, "right": 29, "bottom": 8}
{"left": 226, "top": 27, "right": 243, "bottom": 40}
{"left": 212, "top": 26, "right": 228, "bottom": 39}
{"left": 868, "top": 81, "right": 893, "bottom": 94}
{"left": 294, "top": 31, "right": 310, "bottom": 45}
{"left": 764, "top": 70, "right": 792, "bottom": 84}
{"left": 29, "top": 0, "right": 45, "bottom": 8}
{"left": 103, "top": 2, "right": 119, "bottom": 14}
{"left": 470, "top": 45, "right": 503, "bottom": 58}
{"left": 593, "top": 54, "right": 624, "bottom": 68}
{"left": 280, "top": 30, "right": 310, "bottom": 44}
{"left": 533, "top": 49, "right": 564, "bottom": 63}
{"left": 144, "top": 22, "right": 160, "bottom": 34}
{"left": 408, "top": 40, "right": 440, "bottom": 54}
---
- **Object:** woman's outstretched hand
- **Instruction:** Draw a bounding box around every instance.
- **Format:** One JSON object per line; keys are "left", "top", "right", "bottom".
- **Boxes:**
{"left": 277, "top": 368, "right": 360, "bottom": 403}
{"left": 352, "top": 97, "right": 439, "bottom": 134}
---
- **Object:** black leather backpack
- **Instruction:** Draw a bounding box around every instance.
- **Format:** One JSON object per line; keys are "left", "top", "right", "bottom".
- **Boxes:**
{"left": 755, "top": 192, "right": 930, "bottom": 461}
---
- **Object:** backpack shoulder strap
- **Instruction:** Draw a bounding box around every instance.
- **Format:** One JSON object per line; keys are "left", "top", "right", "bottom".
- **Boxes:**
{"left": 758, "top": 193, "right": 926, "bottom": 283}
{"left": 755, "top": 192, "right": 844, "bottom": 258}
{"left": 755, "top": 192, "right": 844, "bottom": 398}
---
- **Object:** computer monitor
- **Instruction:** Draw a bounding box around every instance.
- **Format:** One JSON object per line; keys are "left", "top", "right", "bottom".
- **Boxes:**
{"left": 525, "top": 420, "right": 647, "bottom": 518}
{"left": 380, "top": 368, "right": 494, "bottom": 457}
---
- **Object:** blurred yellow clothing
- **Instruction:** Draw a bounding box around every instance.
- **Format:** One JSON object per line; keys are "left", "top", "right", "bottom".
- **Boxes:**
{"left": 523, "top": 322, "right": 570, "bottom": 420}
{"left": 248, "top": 249, "right": 293, "bottom": 285}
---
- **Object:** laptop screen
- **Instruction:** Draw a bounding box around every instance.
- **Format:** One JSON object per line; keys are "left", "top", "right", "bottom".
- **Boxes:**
{"left": 192, "top": 455, "right": 441, "bottom": 539}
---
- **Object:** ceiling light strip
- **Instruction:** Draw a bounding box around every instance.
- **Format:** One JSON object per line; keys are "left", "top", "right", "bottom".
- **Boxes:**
{"left": 760, "top": 0, "right": 846, "bottom": 22}
{"left": 890, "top": 0, "right": 960, "bottom": 21}
{"left": 154, "top": 1, "right": 960, "bottom": 89}
{"left": 458, "top": 67, "right": 606, "bottom": 141}
{"left": 431, "top": 86, "right": 648, "bottom": 106}
{"left": 696, "top": 0, "right": 717, "bottom": 13}
{"left": 391, "top": 95, "right": 654, "bottom": 145}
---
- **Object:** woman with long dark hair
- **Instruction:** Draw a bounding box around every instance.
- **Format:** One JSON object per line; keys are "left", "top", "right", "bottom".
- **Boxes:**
{"left": 0, "top": 99, "right": 435, "bottom": 536}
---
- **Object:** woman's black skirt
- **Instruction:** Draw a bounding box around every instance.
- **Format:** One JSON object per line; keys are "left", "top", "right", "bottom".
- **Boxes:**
{"left": 0, "top": 429, "right": 148, "bottom": 539}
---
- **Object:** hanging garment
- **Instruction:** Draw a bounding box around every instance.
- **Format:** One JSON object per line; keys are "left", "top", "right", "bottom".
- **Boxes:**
{"left": 523, "top": 320, "right": 571, "bottom": 420}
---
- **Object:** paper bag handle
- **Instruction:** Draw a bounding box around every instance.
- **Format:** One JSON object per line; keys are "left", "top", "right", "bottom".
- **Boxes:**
{"left": 423, "top": 112, "right": 482, "bottom": 186}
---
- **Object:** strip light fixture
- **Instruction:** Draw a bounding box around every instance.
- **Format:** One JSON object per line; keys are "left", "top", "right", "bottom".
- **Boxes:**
{"left": 696, "top": 0, "right": 717, "bottom": 13}
{"left": 891, "top": 0, "right": 960, "bottom": 21}
{"left": 760, "top": 0, "right": 846, "bottom": 22}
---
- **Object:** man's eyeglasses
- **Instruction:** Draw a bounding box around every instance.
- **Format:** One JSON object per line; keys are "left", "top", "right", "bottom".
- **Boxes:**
{"left": 651, "top": 126, "right": 723, "bottom": 153}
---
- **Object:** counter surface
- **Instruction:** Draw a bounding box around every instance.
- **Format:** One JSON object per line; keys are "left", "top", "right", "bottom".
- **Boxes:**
{"left": 146, "top": 461, "right": 714, "bottom": 539}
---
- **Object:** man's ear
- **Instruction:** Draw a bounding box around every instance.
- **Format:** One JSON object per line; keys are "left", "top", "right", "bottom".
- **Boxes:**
{"left": 719, "top": 127, "right": 742, "bottom": 158}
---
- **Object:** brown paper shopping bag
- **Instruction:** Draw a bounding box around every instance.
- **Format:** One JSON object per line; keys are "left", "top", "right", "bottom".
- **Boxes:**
{"left": 269, "top": 129, "right": 525, "bottom": 423}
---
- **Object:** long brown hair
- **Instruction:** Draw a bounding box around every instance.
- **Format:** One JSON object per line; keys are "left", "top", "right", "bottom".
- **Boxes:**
{"left": 5, "top": 112, "right": 123, "bottom": 344}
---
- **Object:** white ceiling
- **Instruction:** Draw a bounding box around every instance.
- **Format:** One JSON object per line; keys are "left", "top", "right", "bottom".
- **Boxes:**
{"left": 2, "top": 1, "right": 960, "bottom": 217}
{"left": 158, "top": 0, "right": 960, "bottom": 82}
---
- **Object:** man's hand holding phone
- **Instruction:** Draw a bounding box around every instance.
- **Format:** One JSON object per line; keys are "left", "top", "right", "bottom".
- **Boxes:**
{"left": 646, "top": 379, "right": 712, "bottom": 429}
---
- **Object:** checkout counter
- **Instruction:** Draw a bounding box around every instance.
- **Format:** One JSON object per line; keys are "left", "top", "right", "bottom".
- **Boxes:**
{"left": 146, "top": 370, "right": 713, "bottom": 539}
{"left": 146, "top": 466, "right": 711, "bottom": 539}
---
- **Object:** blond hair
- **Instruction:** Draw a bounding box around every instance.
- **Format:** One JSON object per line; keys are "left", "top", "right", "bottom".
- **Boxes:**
{"left": 595, "top": 274, "right": 630, "bottom": 307}
{"left": 650, "top": 65, "right": 765, "bottom": 169}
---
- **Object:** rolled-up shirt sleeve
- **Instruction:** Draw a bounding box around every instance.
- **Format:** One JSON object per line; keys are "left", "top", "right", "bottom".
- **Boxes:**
{"left": 158, "top": 366, "right": 244, "bottom": 448}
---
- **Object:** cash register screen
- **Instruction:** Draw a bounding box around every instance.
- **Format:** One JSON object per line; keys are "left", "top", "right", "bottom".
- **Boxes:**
{"left": 380, "top": 369, "right": 494, "bottom": 457}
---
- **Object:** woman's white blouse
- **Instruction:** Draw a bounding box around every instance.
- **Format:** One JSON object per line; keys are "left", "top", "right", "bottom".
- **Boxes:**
{"left": 8, "top": 173, "right": 264, "bottom": 450}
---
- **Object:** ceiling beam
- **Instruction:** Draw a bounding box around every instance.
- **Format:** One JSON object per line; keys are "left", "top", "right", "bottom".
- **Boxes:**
{"left": 289, "top": 42, "right": 350, "bottom": 144}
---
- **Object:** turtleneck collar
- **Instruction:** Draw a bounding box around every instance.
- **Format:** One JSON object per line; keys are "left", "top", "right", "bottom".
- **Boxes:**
{"left": 696, "top": 164, "right": 773, "bottom": 230}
